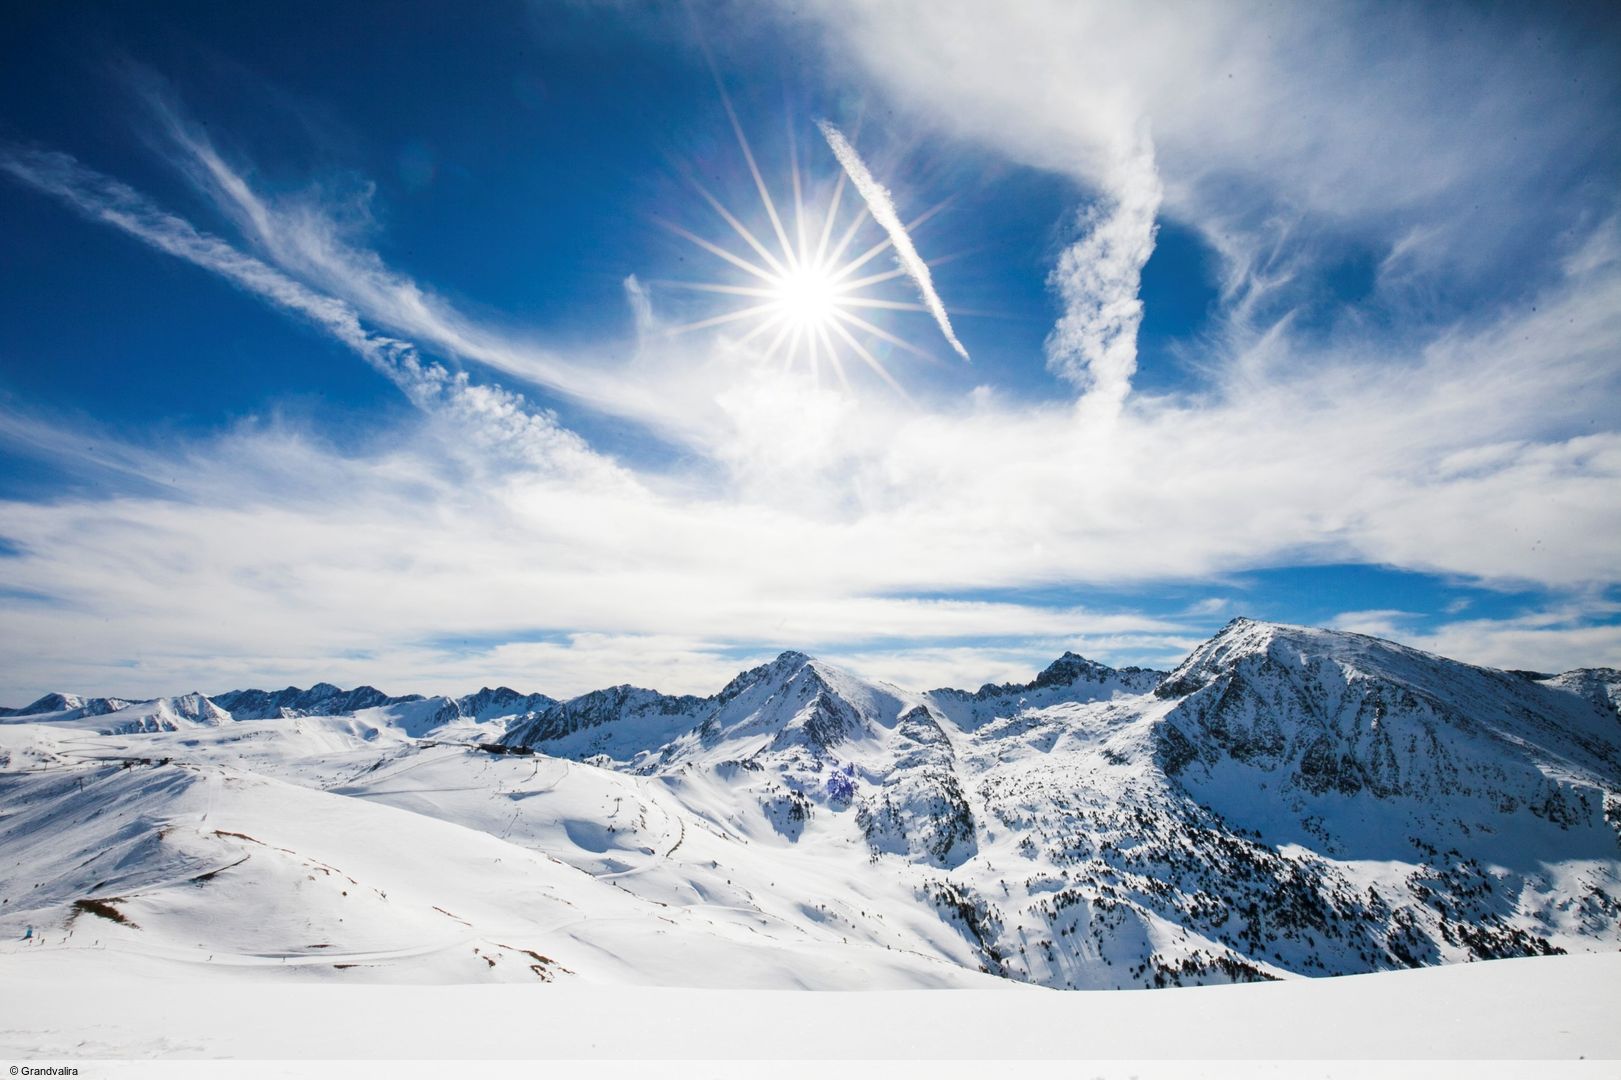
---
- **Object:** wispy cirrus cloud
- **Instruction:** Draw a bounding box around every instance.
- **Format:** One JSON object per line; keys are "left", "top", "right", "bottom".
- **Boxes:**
{"left": 0, "top": 145, "right": 611, "bottom": 483}
{"left": 126, "top": 87, "right": 743, "bottom": 451}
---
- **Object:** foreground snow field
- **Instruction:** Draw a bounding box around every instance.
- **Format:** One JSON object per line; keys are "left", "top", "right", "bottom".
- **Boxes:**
{"left": 0, "top": 950, "right": 1616, "bottom": 1059}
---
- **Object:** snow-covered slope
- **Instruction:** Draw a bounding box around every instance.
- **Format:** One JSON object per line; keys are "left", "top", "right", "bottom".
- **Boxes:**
{"left": 0, "top": 738, "right": 999, "bottom": 989}
{"left": 1540, "top": 667, "right": 1621, "bottom": 719}
{"left": 2, "top": 620, "right": 1617, "bottom": 994}
{"left": 3, "top": 950, "right": 1616, "bottom": 1059}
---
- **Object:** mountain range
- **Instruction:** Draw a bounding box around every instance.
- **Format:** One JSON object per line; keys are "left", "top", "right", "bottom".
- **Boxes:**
{"left": 1, "top": 617, "right": 1616, "bottom": 990}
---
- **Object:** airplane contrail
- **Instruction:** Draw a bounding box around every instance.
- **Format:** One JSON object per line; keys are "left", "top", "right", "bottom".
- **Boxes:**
{"left": 817, "top": 121, "right": 970, "bottom": 363}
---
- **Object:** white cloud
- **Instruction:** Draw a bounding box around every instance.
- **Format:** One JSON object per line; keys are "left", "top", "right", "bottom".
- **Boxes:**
{"left": 794, "top": 3, "right": 1611, "bottom": 255}
{"left": 1332, "top": 604, "right": 1621, "bottom": 675}
{"left": 1329, "top": 610, "right": 1420, "bottom": 641}
{"left": 3, "top": 235, "right": 1616, "bottom": 699}
{"left": 1044, "top": 131, "right": 1161, "bottom": 417}
{"left": 817, "top": 121, "right": 970, "bottom": 362}
{"left": 0, "top": 419, "right": 1195, "bottom": 698}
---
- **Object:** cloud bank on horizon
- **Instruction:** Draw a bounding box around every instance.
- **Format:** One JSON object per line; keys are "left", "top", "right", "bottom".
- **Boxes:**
{"left": 0, "top": 1, "right": 1617, "bottom": 700}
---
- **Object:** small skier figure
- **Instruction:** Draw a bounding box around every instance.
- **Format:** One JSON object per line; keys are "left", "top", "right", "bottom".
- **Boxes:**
{"left": 22, "top": 925, "right": 33, "bottom": 943}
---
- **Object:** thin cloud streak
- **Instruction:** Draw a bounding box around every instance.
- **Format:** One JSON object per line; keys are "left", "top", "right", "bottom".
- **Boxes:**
{"left": 817, "top": 120, "right": 970, "bottom": 362}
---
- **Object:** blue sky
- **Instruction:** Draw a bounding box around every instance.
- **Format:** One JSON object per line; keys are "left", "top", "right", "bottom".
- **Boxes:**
{"left": 1, "top": 1, "right": 1618, "bottom": 700}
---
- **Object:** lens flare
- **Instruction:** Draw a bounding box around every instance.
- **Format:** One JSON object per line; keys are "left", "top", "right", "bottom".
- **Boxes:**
{"left": 657, "top": 118, "right": 958, "bottom": 394}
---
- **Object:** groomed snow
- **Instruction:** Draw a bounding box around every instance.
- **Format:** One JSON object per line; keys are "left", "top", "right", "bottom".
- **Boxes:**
{"left": 0, "top": 950, "right": 1615, "bottom": 1059}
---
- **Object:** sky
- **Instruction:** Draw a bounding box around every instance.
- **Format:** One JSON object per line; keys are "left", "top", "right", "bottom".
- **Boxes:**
{"left": 1, "top": 0, "right": 1619, "bottom": 701}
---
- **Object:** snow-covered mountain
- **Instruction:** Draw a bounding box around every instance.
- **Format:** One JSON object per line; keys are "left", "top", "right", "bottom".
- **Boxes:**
{"left": 927, "top": 650, "right": 1165, "bottom": 729}
{"left": 452, "top": 685, "right": 558, "bottom": 723}
{"left": 210, "top": 682, "right": 424, "bottom": 720}
{"left": 203, "top": 682, "right": 557, "bottom": 732}
{"left": 0, "top": 692, "right": 229, "bottom": 734}
{"left": 501, "top": 682, "right": 705, "bottom": 760}
{"left": 0, "top": 692, "right": 135, "bottom": 720}
{"left": 2, "top": 619, "right": 1616, "bottom": 992}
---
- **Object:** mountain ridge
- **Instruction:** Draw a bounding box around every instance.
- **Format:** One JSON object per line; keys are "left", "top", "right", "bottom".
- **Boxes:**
{"left": 4, "top": 620, "right": 1616, "bottom": 990}
{"left": 5, "top": 623, "right": 1612, "bottom": 733}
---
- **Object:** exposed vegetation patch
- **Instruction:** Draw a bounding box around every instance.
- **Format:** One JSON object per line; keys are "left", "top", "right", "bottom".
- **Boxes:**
{"left": 71, "top": 897, "right": 139, "bottom": 928}
{"left": 495, "top": 942, "right": 574, "bottom": 981}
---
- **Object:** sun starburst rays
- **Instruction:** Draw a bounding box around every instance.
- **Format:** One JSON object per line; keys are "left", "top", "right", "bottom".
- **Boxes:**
{"left": 658, "top": 121, "right": 955, "bottom": 393}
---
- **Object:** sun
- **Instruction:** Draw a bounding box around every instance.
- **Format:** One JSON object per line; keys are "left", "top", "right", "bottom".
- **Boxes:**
{"left": 655, "top": 116, "right": 952, "bottom": 394}
{"left": 773, "top": 264, "right": 839, "bottom": 329}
